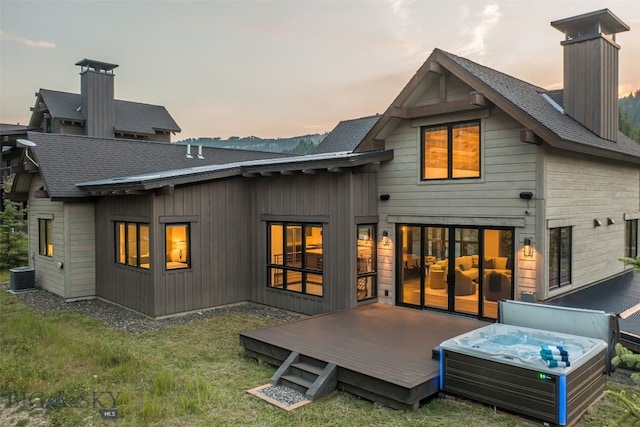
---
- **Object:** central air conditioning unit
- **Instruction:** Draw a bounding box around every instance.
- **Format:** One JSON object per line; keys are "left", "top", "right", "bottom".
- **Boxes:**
{"left": 10, "top": 267, "right": 36, "bottom": 292}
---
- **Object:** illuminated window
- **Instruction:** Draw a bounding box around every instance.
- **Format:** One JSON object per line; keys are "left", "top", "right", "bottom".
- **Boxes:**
{"left": 115, "top": 221, "right": 150, "bottom": 269}
{"left": 165, "top": 224, "right": 190, "bottom": 270}
{"left": 422, "top": 121, "right": 480, "bottom": 180}
{"left": 267, "top": 222, "right": 323, "bottom": 296}
{"left": 38, "top": 219, "right": 53, "bottom": 257}
{"left": 357, "top": 224, "right": 377, "bottom": 301}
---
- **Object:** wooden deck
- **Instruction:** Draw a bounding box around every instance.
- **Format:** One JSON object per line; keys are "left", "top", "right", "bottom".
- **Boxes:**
{"left": 240, "top": 304, "right": 489, "bottom": 409}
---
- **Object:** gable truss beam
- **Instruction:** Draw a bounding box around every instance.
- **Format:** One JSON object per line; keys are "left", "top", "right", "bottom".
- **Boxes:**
{"left": 520, "top": 129, "right": 543, "bottom": 145}
{"left": 389, "top": 92, "right": 492, "bottom": 120}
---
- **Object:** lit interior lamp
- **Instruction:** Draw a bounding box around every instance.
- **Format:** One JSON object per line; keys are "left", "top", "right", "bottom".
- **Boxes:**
{"left": 523, "top": 238, "right": 533, "bottom": 257}
{"left": 176, "top": 241, "right": 186, "bottom": 262}
{"left": 382, "top": 231, "right": 391, "bottom": 246}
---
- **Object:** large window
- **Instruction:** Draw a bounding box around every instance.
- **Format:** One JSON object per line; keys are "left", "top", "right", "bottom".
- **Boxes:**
{"left": 268, "top": 222, "right": 323, "bottom": 296}
{"left": 422, "top": 120, "right": 480, "bottom": 180}
{"left": 357, "top": 225, "right": 377, "bottom": 301}
{"left": 549, "top": 227, "right": 571, "bottom": 289}
{"left": 39, "top": 219, "right": 53, "bottom": 257}
{"left": 115, "top": 222, "right": 150, "bottom": 269}
{"left": 626, "top": 219, "right": 638, "bottom": 258}
{"left": 165, "top": 224, "right": 190, "bottom": 270}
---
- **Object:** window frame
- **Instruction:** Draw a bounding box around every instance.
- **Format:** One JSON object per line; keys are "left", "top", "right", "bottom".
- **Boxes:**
{"left": 548, "top": 226, "right": 572, "bottom": 289}
{"left": 165, "top": 223, "right": 191, "bottom": 270}
{"left": 626, "top": 219, "right": 638, "bottom": 259}
{"left": 357, "top": 224, "right": 377, "bottom": 301}
{"left": 421, "top": 119, "right": 481, "bottom": 181}
{"left": 267, "top": 222, "right": 323, "bottom": 297}
{"left": 114, "top": 221, "right": 150, "bottom": 270}
{"left": 38, "top": 218, "right": 53, "bottom": 257}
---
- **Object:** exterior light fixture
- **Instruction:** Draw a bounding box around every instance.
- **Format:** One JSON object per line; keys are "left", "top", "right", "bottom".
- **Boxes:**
{"left": 523, "top": 238, "right": 533, "bottom": 257}
{"left": 607, "top": 217, "right": 615, "bottom": 225}
{"left": 382, "top": 230, "right": 390, "bottom": 246}
{"left": 594, "top": 219, "right": 602, "bottom": 227}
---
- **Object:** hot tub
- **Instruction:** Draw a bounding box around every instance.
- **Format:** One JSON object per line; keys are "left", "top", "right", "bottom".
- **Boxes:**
{"left": 439, "top": 323, "right": 607, "bottom": 426}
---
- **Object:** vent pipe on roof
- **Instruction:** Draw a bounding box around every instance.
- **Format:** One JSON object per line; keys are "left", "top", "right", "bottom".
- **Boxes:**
{"left": 186, "top": 144, "right": 193, "bottom": 158}
{"left": 197, "top": 145, "right": 204, "bottom": 159}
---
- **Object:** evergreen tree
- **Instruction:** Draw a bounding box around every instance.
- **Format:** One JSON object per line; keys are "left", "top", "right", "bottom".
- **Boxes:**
{"left": 0, "top": 199, "right": 28, "bottom": 270}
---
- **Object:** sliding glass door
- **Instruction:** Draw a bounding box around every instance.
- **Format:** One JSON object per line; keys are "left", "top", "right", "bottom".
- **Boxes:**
{"left": 396, "top": 224, "right": 513, "bottom": 319}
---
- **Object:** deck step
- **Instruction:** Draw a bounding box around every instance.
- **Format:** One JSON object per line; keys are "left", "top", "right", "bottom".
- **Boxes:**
{"left": 292, "top": 361, "right": 325, "bottom": 376}
{"left": 270, "top": 351, "right": 338, "bottom": 402}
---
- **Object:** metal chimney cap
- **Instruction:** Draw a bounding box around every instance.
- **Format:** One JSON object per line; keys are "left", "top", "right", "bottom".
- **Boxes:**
{"left": 551, "top": 9, "right": 630, "bottom": 39}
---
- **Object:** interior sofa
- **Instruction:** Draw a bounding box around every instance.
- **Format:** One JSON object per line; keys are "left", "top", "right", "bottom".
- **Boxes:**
{"left": 431, "top": 255, "right": 511, "bottom": 296}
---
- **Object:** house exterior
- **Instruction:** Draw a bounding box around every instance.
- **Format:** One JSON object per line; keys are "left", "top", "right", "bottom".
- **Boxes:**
{"left": 7, "top": 9, "right": 639, "bottom": 320}
{"left": 357, "top": 9, "right": 639, "bottom": 319}
{"left": 28, "top": 59, "right": 181, "bottom": 142}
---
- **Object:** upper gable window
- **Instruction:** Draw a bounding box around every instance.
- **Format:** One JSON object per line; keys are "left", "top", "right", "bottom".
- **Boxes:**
{"left": 422, "top": 121, "right": 480, "bottom": 180}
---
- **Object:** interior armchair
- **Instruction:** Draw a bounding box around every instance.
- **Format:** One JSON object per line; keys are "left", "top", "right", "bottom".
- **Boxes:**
{"left": 454, "top": 268, "right": 477, "bottom": 296}
{"left": 484, "top": 271, "right": 511, "bottom": 301}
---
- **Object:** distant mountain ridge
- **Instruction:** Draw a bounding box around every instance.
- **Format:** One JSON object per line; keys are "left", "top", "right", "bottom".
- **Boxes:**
{"left": 176, "top": 134, "right": 328, "bottom": 154}
{"left": 178, "top": 93, "right": 640, "bottom": 153}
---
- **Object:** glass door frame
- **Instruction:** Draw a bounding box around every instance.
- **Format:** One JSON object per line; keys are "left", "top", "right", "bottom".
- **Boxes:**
{"left": 394, "top": 224, "right": 515, "bottom": 319}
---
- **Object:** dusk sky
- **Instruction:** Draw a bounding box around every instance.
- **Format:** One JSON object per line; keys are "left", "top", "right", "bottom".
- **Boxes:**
{"left": 1, "top": 0, "right": 639, "bottom": 141}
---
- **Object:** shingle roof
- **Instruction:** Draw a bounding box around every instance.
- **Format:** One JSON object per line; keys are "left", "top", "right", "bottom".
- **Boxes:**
{"left": 26, "top": 132, "right": 292, "bottom": 199}
{"left": 358, "top": 48, "right": 640, "bottom": 162}
{"left": 312, "top": 115, "right": 381, "bottom": 154}
{"left": 437, "top": 50, "right": 640, "bottom": 159}
{"left": 39, "top": 89, "right": 181, "bottom": 134}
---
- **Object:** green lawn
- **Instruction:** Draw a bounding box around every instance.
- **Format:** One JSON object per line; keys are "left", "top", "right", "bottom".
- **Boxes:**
{"left": 0, "top": 289, "right": 637, "bottom": 426}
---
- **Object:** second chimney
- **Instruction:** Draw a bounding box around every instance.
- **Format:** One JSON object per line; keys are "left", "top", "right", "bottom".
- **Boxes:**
{"left": 551, "top": 9, "right": 630, "bottom": 142}
{"left": 76, "top": 59, "right": 118, "bottom": 138}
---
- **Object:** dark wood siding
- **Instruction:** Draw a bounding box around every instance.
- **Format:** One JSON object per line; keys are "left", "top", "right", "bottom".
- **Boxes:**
{"left": 251, "top": 170, "right": 379, "bottom": 315}
{"left": 563, "top": 37, "right": 619, "bottom": 141}
{"left": 95, "top": 194, "right": 154, "bottom": 315}
{"left": 152, "top": 178, "right": 253, "bottom": 316}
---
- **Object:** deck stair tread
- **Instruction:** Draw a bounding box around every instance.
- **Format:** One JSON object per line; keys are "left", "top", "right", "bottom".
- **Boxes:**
{"left": 281, "top": 374, "right": 314, "bottom": 389}
{"left": 292, "top": 361, "right": 325, "bottom": 375}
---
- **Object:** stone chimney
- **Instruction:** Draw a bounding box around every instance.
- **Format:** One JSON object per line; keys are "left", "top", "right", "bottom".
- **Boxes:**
{"left": 76, "top": 59, "right": 118, "bottom": 138}
{"left": 551, "top": 9, "right": 630, "bottom": 142}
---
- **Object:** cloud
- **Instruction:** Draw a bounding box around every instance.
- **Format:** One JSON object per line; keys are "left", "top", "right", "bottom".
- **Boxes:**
{"left": 385, "top": 0, "right": 426, "bottom": 58}
{"left": 0, "top": 31, "right": 56, "bottom": 48}
{"left": 457, "top": 3, "right": 501, "bottom": 57}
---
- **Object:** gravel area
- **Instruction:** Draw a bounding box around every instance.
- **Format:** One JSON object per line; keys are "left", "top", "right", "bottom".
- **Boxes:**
{"left": 2, "top": 284, "right": 302, "bottom": 333}
{"left": 258, "top": 385, "right": 307, "bottom": 407}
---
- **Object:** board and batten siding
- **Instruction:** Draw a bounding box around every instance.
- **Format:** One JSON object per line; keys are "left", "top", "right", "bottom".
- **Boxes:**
{"left": 543, "top": 146, "right": 640, "bottom": 298}
{"left": 151, "top": 178, "right": 253, "bottom": 317}
{"left": 64, "top": 203, "right": 96, "bottom": 298}
{"left": 376, "top": 107, "right": 539, "bottom": 304}
{"left": 95, "top": 194, "right": 154, "bottom": 316}
{"left": 252, "top": 170, "right": 379, "bottom": 315}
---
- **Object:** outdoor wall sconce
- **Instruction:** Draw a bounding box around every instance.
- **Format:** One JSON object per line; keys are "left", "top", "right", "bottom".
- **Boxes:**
{"left": 523, "top": 238, "right": 533, "bottom": 257}
{"left": 607, "top": 217, "right": 615, "bottom": 225}
{"left": 382, "top": 231, "right": 391, "bottom": 246}
{"left": 594, "top": 219, "right": 602, "bottom": 227}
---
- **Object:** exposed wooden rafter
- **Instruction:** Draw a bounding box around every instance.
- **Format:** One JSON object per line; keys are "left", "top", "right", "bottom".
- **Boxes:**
{"left": 327, "top": 167, "right": 343, "bottom": 173}
{"left": 302, "top": 169, "right": 317, "bottom": 174}
{"left": 154, "top": 185, "right": 174, "bottom": 196}
{"left": 520, "top": 129, "right": 543, "bottom": 145}
{"left": 389, "top": 92, "right": 492, "bottom": 120}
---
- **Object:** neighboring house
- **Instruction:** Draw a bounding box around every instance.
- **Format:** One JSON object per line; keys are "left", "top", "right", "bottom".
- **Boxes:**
{"left": 7, "top": 9, "right": 639, "bottom": 320}
{"left": 28, "top": 59, "right": 181, "bottom": 142}
{"left": 0, "top": 123, "right": 28, "bottom": 210}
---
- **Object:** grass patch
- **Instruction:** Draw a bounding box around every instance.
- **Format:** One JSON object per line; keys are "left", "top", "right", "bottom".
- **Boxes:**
{"left": 1, "top": 290, "right": 639, "bottom": 426}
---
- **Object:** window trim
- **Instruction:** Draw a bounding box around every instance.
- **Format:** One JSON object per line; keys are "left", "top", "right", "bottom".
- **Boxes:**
{"left": 115, "top": 221, "right": 150, "bottom": 270}
{"left": 626, "top": 219, "right": 638, "bottom": 258}
{"left": 165, "top": 223, "right": 191, "bottom": 271}
{"left": 267, "top": 222, "right": 323, "bottom": 297}
{"left": 548, "top": 226, "right": 572, "bottom": 289}
{"left": 421, "top": 119, "right": 481, "bottom": 181}
{"left": 38, "top": 218, "right": 53, "bottom": 257}
{"left": 357, "top": 224, "right": 377, "bottom": 301}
